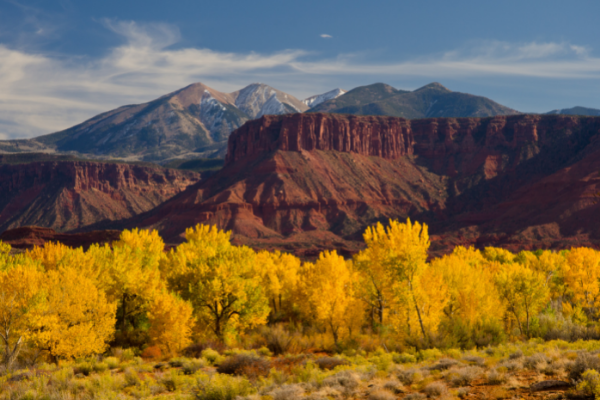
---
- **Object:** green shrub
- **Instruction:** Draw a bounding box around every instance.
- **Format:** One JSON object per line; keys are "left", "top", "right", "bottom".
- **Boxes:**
{"left": 578, "top": 369, "right": 600, "bottom": 397}
{"left": 182, "top": 359, "right": 207, "bottom": 375}
{"left": 73, "top": 362, "right": 94, "bottom": 376}
{"left": 52, "top": 368, "right": 74, "bottom": 391}
{"left": 121, "top": 348, "right": 136, "bottom": 361}
{"left": 169, "top": 357, "right": 189, "bottom": 368}
{"left": 161, "top": 369, "right": 189, "bottom": 392}
{"left": 370, "top": 353, "right": 394, "bottom": 372}
{"left": 396, "top": 368, "right": 427, "bottom": 385}
{"left": 194, "top": 373, "right": 254, "bottom": 400}
{"left": 394, "top": 353, "right": 417, "bottom": 364}
{"left": 257, "top": 346, "right": 272, "bottom": 357}
{"left": 569, "top": 352, "right": 600, "bottom": 381}
{"left": 104, "top": 357, "right": 120, "bottom": 369}
{"left": 419, "top": 348, "right": 443, "bottom": 361}
{"left": 124, "top": 368, "right": 141, "bottom": 387}
{"left": 93, "top": 362, "right": 108, "bottom": 373}
{"left": 201, "top": 348, "right": 221, "bottom": 364}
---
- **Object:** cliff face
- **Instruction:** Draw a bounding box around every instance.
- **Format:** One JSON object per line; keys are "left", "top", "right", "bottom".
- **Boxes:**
{"left": 225, "top": 114, "right": 414, "bottom": 165}
{"left": 121, "top": 113, "right": 600, "bottom": 256}
{"left": 226, "top": 113, "right": 555, "bottom": 166}
{"left": 0, "top": 161, "right": 201, "bottom": 233}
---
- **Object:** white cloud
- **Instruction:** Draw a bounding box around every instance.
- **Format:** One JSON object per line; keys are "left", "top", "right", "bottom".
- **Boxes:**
{"left": 320, "top": 34, "right": 332, "bottom": 39}
{"left": 0, "top": 21, "right": 600, "bottom": 140}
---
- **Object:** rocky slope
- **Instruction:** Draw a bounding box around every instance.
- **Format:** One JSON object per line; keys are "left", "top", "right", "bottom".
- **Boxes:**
{"left": 0, "top": 159, "right": 201, "bottom": 233}
{"left": 114, "top": 113, "right": 600, "bottom": 256}
{"left": 232, "top": 83, "right": 308, "bottom": 118}
{"left": 308, "top": 82, "right": 519, "bottom": 119}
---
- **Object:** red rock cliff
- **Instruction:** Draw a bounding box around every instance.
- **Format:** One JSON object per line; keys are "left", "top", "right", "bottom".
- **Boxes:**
{"left": 225, "top": 113, "right": 414, "bottom": 165}
{"left": 126, "top": 113, "right": 600, "bottom": 257}
{"left": 226, "top": 113, "right": 585, "bottom": 166}
{"left": 0, "top": 161, "right": 201, "bottom": 233}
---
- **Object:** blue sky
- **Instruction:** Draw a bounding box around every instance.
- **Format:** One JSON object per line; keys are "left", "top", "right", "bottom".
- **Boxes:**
{"left": 1, "top": 0, "right": 600, "bottom": 139}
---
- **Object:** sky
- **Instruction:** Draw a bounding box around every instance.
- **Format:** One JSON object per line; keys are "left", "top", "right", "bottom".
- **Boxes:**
{"left": 1, "top": 0, "right": 600, "bottom": 140}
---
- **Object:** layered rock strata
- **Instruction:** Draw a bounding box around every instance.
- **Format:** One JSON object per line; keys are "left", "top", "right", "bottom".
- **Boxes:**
{"left": 0, "top": 161, "right": 201, "bottom": 233}
{"left": 119, "top": 113, "right": 600, "bottom": 256}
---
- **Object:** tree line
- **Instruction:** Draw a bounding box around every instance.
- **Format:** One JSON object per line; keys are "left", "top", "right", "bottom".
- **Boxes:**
{"left": 1, "top": 219, "right": 599, "bottom": 370}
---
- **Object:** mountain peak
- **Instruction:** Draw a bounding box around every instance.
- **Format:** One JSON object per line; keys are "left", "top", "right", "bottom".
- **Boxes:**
{"left": 414, "top": 82, "right": 451, "bottom": 93}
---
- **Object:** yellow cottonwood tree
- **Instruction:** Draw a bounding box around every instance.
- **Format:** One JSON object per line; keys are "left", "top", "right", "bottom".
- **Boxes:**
{"left": 562, "top": 247, "right": 600, "bottom": 320}
{"left": 109, "top": 229, "right": 166, "bottom": 335}
{"left": 256, "top": 250, "right": 301, "bottom": 322}
{"left": 354, "top": 222, "right": 397, "bottom": 328}
{"left": 494, "top": 263, "right": 549, "bottom": 337}
{"left": 373, "top": 219, "right": 447, "bottom": 342}
{"left": 483, "top": 247, "right": 517, "bottom": 264}
{"left": 148, "top": 291, "right": 194, "bottom": 356}
{"left": 28, "top": 242, "right": 112, "bottom": 293}
{"left": 31, "top": 267, "right": 117, "bottom": 360}
{"left": 163, "top": 224, "right": 269, "bottom": 340}
{"left": 432, "top": 246, "right": 502, "bottom": 328}
{"left": 299, "top": 251, "right": 363, "bottom": 345}
{"left": 0, "top": 258, "right": 44, "bottom": 370}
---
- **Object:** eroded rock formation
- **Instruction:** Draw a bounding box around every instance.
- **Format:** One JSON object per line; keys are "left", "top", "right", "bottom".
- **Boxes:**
{"left": 0, "top": 161, "right": 201, "bottom": 233}
{"left": 119, "top": 113, "right": 600, "bottom": 256}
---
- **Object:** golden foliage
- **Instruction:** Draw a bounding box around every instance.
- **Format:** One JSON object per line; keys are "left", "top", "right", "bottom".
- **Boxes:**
{"left": 256, "top": 250, "right": 300, "bottom": 320}
{"left": 148, "top": 290, "right": 194, "bottom": 356}
{"left": 494, "top": 262, "right": 549, "bottom": 337}
{"left": 31, "top": 266, "right": 117, "bottom": 359}
{"left": 299, "top": 250, "right": 363, "bottom": 344}
{"left": 0, "top": 258, "right": 44, "bottom": 369}
{"left": 432, "top": 246, "right": 502, "bottom": 329}
{"left": 562, "top": 247, "right": 600, "bottom": 319}
{"left": 163, "top": 224, "right": 269, "bottom": 340}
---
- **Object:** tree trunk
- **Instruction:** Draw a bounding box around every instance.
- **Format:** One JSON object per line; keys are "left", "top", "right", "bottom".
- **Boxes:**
{"left": 409, "top": 281, "right": 427, "bottom": 341}
{"left": 3, "top": 335, "right": 22, "bottom": 371}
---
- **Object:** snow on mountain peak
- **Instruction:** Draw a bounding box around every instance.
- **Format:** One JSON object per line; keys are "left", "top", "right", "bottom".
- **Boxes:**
{"left": 303, "top": 88, "right": 346, "bottom": 108}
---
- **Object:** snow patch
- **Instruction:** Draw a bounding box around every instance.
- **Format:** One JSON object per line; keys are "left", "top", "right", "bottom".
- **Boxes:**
{"left": 303, "top": 88, "right": 346, "bottom": 108}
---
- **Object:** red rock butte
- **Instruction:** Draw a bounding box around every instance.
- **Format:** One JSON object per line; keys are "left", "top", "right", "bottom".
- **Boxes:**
{"left": 225, "top": 113, "right": 414, "bottom": 165}
{"left": 119, "top": 112, "right": 600, "bottom": 256}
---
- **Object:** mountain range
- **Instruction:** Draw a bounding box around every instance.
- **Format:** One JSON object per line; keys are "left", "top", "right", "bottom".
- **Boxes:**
{"left": 0, "top": 81, "right": 527, "bottom": 163}
{"left": 2, "top": 81, "right": 600, "bottom": 167}
{"left": 0, "top": 83, "right": 309, "bottom": 163}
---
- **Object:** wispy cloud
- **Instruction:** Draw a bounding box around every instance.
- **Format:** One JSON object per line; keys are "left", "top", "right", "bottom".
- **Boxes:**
{"left": 1, "top": 21, "right": 600, "bottom": 140}
{"left": 320, "top": 34, "right": 332, "bottom": 39}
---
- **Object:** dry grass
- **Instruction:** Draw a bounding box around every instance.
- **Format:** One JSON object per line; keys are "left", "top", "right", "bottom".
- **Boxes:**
{"left": 486, "top": 368, "right": 507, "bottom": 385}
{"left": 369, "top": 389, "right": 396, "bottom": 400}
{"left": 423, "top": 381, "right": 447, "bottom": 397}
{"left": 447, "top": 366, "right": 484, "bottom": 387}
{"left": 270, "top": 384, "right": 305, "bottom": 400}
